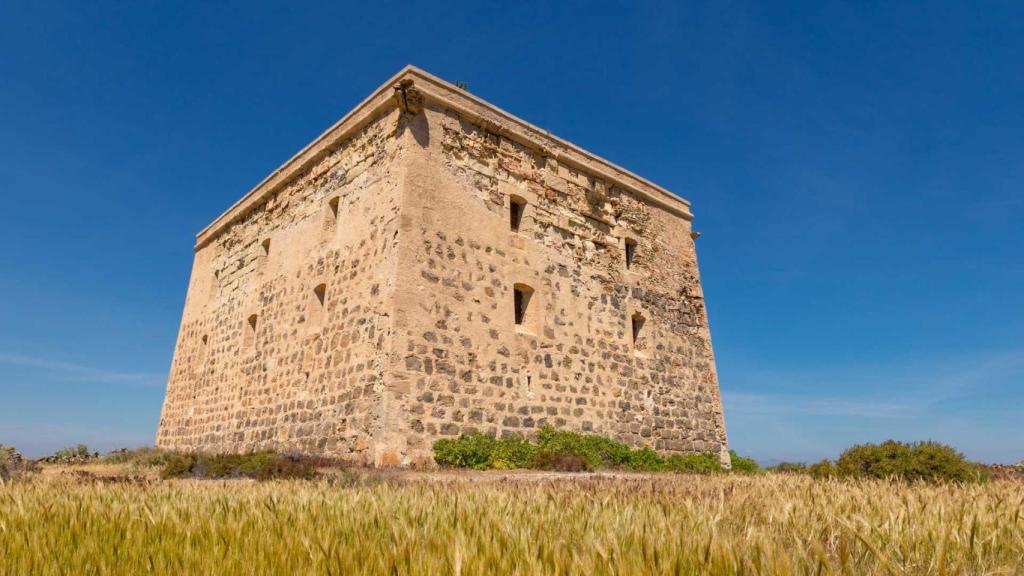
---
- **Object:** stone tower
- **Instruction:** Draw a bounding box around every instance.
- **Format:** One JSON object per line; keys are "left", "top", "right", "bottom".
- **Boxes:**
{"left": 156, "top": 66, "right": 729, "bottom": 466}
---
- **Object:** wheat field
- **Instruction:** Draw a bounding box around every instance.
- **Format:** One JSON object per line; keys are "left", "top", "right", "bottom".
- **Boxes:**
{"left": 1, "top": 471, "right": 1022, "bottom": 575}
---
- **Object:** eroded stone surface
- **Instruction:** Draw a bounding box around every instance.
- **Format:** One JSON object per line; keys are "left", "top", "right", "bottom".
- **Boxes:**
{"left": 156, "top": 67, "right": 729, "bottom": 466}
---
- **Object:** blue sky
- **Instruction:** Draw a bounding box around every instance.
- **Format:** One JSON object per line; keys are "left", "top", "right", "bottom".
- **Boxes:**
{"left": 1, "top": 1, "right": 1021, "bottom": 463}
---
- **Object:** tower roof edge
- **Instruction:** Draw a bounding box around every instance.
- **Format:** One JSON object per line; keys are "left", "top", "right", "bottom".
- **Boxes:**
{"left": 195, "top": 65, "right": 693, "bottom": 250}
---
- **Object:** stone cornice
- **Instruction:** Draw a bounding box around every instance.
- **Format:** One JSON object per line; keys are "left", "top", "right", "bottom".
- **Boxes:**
{"left": 195, "top": 65, "right": 693, "bottom": 250}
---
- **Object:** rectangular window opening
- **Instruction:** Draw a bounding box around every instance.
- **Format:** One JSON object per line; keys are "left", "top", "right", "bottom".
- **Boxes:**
{"left": 631, "top": 313, "right": 645, "bottom": 345}
{"left": 209, "top": 271, "right": 220, "bottom": 302}
{"left": 510, "top": 197, "right": 526, "bottom": 232}
{"left": 625, "top": 238, "right": 637, "bottom": 270}
{"left": 313, "top": 284, "right": 327, "bottom": 307}
{"left": 198, "top": 334, "right": 209, "bottom": 366}
{"left": 245, "top": 314, "right": 258, "bottom": 349}
{"left": 324, "top": 197, "right": 340, "bottom": 232}
{"left": 514, "top": 290, "right": 525, "bottom": 325}
{"left": 261, "top": 238, "right": 271, "bottom": 258}
{"left": 513, "top": 284, "right": 533, "bottom": 326}
{"left": 307, "top": 284, "right": 328, "bottom": 327}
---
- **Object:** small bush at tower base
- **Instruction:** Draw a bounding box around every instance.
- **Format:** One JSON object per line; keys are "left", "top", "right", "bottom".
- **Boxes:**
{"left": 160, "top": 452, "right": 317, "bottom": 480}
{"left": 432, "top": 427, "right": 745, "bottom": 473}
{"left": 835, "top": 440, "right": 988, "bottom": 483}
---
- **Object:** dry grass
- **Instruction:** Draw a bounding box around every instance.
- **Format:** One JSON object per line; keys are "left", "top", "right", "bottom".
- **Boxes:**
{"left": 1, "top": 470, "right": 1022, "bottom": 575}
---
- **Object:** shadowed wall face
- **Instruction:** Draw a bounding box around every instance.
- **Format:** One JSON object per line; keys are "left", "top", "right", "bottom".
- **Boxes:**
{"left": 156, "top": 108, "right": 405, "bottom": 463}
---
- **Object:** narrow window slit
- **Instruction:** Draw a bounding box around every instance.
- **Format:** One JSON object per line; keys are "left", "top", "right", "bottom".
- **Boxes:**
{"left": 210, "top": 270, "right": 220, "bottom": 301}
{"left": 514, "top": 291, "right": 525, "bottom": 324}
{"left": 631, "top": 312, "right": 645, "bottom": 345}
{"left": 313, "top": 283, "right": 327, "bottom": 306}
{"left": 245, "top": 314, "right": 258, "bottom": 349}
{"left": 624, "top": 238, "right": 637, "bottom": 270}
{"left": 198, "top": 334, "right": 209, "bottom": 366}
{"left": 324, "top": 197, "right": 340, "bottom": 232}
{"left": 510, "top": 196, "right": 526, "bottom": 232}
{"left": 513, "top": 283, "right": 533, "bottom": 326}
{"left": 308, "top": 283, "right": 327, "bottom": 326}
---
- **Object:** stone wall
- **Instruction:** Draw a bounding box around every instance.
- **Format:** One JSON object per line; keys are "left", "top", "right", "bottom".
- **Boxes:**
{"left": 157, "top": 107, "right": 405, "bottom": 464}
{"left": 157, "top": 67, "right": 728, "bottom": 466}
{"left": 383, "top": 102, "right": 728, "bottom": 465}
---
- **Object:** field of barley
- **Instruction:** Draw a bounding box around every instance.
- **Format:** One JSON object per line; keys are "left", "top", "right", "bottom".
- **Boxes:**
{"left": 1, "top": 470, "right": 1022, "bottom": 575}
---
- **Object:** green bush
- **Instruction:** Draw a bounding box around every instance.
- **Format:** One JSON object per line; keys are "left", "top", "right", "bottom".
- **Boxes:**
{"left": 44, "top": 444, "right": 97, "bottom": 464}
{"left": 759, "top": 442, "right": 985, "bottom": 483}
{"left": 103, "top": 447, "right": 175, "bottom": 467}
{"left": 728, "top": 450, "right": 760, "bottom": 473}
{"left": 626, "top": 448, "right": 666, "bottom": 471}
{"left": 160, "top": 452, "right": 316, "bottom": 480}
{"left": 434, "top": 433, "right": 539, "bottom": 470}
{"left": 666, "top": 453, "right": 724, "bottom": 474}
{"left": 434, "top": 433, "right": 497, "bottom": 470}
{"left": 807, "top": 459, "right": 837, "bottom": 479}
{"left": 490, "top": 436, "right": 537, "bottom": 470}
{"left": 432, "top": 427, "right": 746, "bottom": 474}
{"left": 532, "top": 451, "right": 589, "bottom": 472}
{"left": 534, "top": 427, "right": 633, "bottom": 469}
{"left": 769, "top": 462, "right": 807, "bottom": 474}
{"left": 835, "top": 440, "right": 986, "bottom": 483}
{"left": 161, "top": 453, "right": 197, "bottom": 479}
{"left": 250, "top": 456, "right": 319, "bottom": 481}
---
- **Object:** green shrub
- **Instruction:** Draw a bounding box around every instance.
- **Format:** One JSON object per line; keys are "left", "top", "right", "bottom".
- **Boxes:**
{"left": 534, "top": 427, "right": 632, "bottom": 469}
{"left": 728, "top": 451, "right": 760, "bottom": 473}
{"left": 160, "top": 452, "right": 316, "bottom": 480}
{"left": 666, "top": 453, "right": 723, "bottom": 474}
{"left": 807, "top": 459, "right": 837, "bottom": 479}
{"left": 103, "top": 447, "right": 175, "bottom": 467}
{"left": 434, "top": 433, "right": 539, "bottom": 470}
{"left": 532, "top": 451, "right": 589, "bottom": 472}
{"left": 44, "top": 444, "right": 97, "bottom": 464}
{"left": 627, "top": 448, "right": 667, "bottom": 472}
{"left": 161, "top": 453, "right": 198, "bottom": 479}
{"left": 432, "top": 428, "right": 740, "bottom": 474}
{"left": 434, "top": 433, "right": 497, "bottom": 470}
{"left": 490, "top": 436, "right": 537, "bottom": 470}
{"left": 252, "top": 456, "right": 318, "bottom": 481}
{"left": 770, "top": 462, "right": 808, "bottom": 474}
{"left": 835, "top": 440, "right": 987, "bottom": 483}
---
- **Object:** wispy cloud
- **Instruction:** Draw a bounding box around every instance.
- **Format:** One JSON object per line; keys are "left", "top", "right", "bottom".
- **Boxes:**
{"left": 724, "top": 348, "right": 1024, "bottom": 417}
{"left": 722, "top": 348, "right": 1024, "bottom": 463}
{"left": 0, "top": 352, "right": 165, "bottom": 387}
{"left": 724, "top": 392, "right": 915, "bottom": 419}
